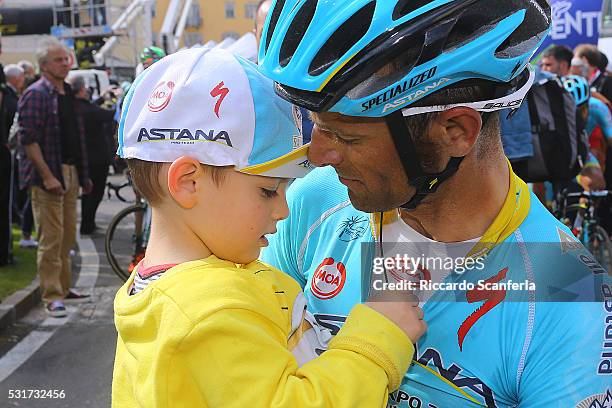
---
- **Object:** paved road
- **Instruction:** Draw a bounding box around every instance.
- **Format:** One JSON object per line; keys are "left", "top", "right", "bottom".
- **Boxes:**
{"left": 0, "top": 174, "right": 132, "bottom": 407}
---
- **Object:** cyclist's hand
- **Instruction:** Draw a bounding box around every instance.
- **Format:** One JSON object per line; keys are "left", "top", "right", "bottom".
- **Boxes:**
{"left": 43, "top": 175, "right": 64, "bottom": 195}
{"left": 366, "top": 299, "right": 427, "bottom": 343}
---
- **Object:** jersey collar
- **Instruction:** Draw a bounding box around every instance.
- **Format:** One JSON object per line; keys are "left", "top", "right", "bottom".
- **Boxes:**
{"left": 369, "top": 159, "right": 530, "bottom": 256}
{"left": 468, "top": 159, "right": 530, "bottom": 257}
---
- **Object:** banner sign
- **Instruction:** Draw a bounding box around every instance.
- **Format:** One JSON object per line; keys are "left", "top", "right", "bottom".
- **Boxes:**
{"left": 539, "top": 0, "right": 604, "bottom": 51}
{"left": 0, "top": 7, "right": 53, "bottom": 36}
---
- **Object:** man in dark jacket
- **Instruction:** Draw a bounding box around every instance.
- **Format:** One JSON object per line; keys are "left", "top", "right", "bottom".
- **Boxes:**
{"left": 68, "top": 75, "right": 115, "bottom": 235}
{"left": 574, "top": 44, "right": 612, "bottom": 102}
{"left": 0, "top": 58, "right": 9, "bottom": 266}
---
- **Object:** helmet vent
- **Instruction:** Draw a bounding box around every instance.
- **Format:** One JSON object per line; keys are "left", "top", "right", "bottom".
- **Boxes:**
{"left": 392, "top": 0, "right": 433, "bottom": 21}
{"left": 443, "top": 9, "right": 497, "bottom": 53}
{"left": 495, "top": 0, "right": 551, "bottom": 58}
{"left": 308, "top": 1, "right": 376, "bottom": 76}
{"left": 279, "top": 0, "right": 318, "bottom": 68}
{"left": 264, "top": 0, "right": 287, "bottom": 56}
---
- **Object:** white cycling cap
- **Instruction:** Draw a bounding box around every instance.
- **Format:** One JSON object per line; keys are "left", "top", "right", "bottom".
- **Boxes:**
{"left": 118, "top": 47, "right": 311, "bottom": 178}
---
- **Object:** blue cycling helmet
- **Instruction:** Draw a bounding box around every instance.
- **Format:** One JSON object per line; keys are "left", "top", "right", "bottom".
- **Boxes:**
{"left": 562, "top": 75, "right": 590, "bottom": 107}
{"left": 258, "top": 0, "right": 551, "bottom": 118}
{"left": 259, "top": 0, "right": 551, "bottom": 209}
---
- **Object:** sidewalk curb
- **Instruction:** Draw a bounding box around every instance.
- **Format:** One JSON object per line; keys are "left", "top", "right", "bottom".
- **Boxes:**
{"left": 0, "top": 278, "right": 40, "bottom": 332}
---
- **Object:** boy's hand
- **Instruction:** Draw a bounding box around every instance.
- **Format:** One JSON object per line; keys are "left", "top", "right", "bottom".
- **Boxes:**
{"left": 366, "top": 299, "right": 427, "bottom": 344}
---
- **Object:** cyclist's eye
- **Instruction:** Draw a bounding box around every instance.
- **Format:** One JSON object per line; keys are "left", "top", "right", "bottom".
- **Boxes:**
{"left": 336, "top": 135, "right": 358, "bottom": 145}
{"left": 261, "top": 188, "right": 278, "bottom": 198}
{"left": 331, "top": 130, "right": 360, "bottom": 145}
{"left": 316, "top": 126, "right": 357, "bottom": 144}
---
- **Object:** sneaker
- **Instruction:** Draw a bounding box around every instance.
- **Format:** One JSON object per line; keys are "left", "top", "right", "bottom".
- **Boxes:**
{"left": 46, "top": 300, "right": 67, "bottom": 318}
{"left": 64, "top": 289, "right": 91, "bottom": 303}
{"left": 19, "top": 238, "right": 38, "bottom": 248}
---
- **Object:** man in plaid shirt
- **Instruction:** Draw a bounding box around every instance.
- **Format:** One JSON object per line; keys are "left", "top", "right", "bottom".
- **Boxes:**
{"left": 18, "top": 37, "right": 92, "bottom": 317}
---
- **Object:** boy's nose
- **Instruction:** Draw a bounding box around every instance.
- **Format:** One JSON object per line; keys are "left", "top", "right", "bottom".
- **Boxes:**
{"left": 273, "top": 196, "right": 289, "bottom": 221}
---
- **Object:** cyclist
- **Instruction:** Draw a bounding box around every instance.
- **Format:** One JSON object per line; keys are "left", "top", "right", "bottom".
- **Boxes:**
{"left": 259, "top": 1, "right": 611, "bottom": 406}
{"left": 562, "top": 74, "right": 608, "bottom": 192}
{"left": 139, "top": 45, "right": 166, "bottom": 70}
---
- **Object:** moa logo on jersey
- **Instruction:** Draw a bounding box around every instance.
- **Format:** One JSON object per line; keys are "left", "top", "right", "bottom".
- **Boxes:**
{"left": 311, "top": 258, "right": 346, "bottom": 300}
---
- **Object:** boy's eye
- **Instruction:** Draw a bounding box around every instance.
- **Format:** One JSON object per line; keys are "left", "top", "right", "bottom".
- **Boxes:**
{"left": 261, "top": 188, "right": 278, "bottom": 198}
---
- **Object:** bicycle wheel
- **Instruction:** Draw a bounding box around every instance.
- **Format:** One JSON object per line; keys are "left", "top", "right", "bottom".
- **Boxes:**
{"left": 105, "top": 203, "right": 147, "bottom": 281}
{"left": 587, "top": 225, "right": 612, "bottom": 273}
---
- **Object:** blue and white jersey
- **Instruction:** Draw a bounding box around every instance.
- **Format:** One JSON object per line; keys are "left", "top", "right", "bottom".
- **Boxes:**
{"left": 586, "top": 97, "right": 612, "bottom": 140}
{"left": 262, "top": 166, "right": 612, "bottom": 408}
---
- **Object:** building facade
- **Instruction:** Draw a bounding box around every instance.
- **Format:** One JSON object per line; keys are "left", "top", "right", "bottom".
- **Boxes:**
{"left": 152, "top": 0, "right": 259, "bottom": 48}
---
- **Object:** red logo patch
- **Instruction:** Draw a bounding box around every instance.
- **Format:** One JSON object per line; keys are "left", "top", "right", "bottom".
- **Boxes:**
{"left": 210, "top": 81, "right": 229, "bottom": 118}
{"left": 148, "top": 81, "right": 175, "bottom": 112}
{"left": 457, "top": 267, "right": 508, "bottom": 351}
{"left": 311, "top": 258, "right": 346, "bottom": 300}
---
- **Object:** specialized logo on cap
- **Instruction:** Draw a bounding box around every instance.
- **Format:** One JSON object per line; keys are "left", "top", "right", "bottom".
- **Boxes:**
{"left": 210, "top": 81, "right": 229, "bottom": 118}
{"left": 311, "top": 258, "right": 346, "bottom": 300}
{"left": 148, "top": 81, "right": 175, "bottom": 112}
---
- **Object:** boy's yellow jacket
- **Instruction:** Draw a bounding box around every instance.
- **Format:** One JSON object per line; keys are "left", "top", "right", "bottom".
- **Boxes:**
{"left": 112, "top": 256, "right": 414, "bottom": 407}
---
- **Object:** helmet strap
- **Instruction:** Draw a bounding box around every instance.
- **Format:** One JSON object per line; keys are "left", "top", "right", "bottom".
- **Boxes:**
{"left": 385, "top": 110, "right": 464, "bottom": 210}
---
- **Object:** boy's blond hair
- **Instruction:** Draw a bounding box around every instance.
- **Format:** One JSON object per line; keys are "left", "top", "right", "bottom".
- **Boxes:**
{"left": 127, "top": 159, "right": 228, "bottom": 206}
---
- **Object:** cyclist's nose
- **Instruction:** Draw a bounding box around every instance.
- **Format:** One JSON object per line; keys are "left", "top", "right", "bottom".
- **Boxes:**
{"left": 308, "top": 126, "right": 342, "bottom": 167}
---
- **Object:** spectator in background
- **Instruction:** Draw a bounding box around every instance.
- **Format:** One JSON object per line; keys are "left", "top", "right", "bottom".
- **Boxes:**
{"left": 597, "top": 51, "right": 609, "bottom": 75}
{"left": 540, "top": 44, "right": 573, "bottom": 77}
{"left": 3, "top": 65, "right": 36, "bottom": 249}
{"left": 3, "top": 65, "right": 24, "bottom": 134}
{"left": 574, "top": 44, "right": 612, "bottom": 102}
{"left": 17, "top": 60, "right": 38, "bottom": 89}
{"left": 68, "top": 75, "right": 115, "bottom": 235}
{"left": 17, "top": 37, "right": 92, "bottom": 317}
{"left": 0, "top": 36, "right": 11, "bottom": 267}
{"left": 254, "top": 0, "right": 272, "bottom": 46}
{"left": 574, "top": 45, "right": 612, "bottom": 233}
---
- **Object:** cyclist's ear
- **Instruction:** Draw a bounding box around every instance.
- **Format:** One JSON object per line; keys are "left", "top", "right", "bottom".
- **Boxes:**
{"left": 167, "top": 156, "right": 204, "bottom": 209}
{"left": 434, "top": 107, "right": 482, "bottom": 158}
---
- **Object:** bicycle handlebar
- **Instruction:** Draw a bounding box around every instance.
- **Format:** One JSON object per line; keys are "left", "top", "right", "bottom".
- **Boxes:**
{"left": 561, "top": 190, "right": 611, "bottom": 200}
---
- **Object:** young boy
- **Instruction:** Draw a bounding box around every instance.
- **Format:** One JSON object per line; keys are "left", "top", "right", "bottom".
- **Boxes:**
{"left": 112, "top": 47, "right": 426, "bottom": 407}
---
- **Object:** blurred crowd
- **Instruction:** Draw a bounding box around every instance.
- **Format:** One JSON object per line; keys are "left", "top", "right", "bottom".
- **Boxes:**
{"left": 0, "top": 36, "right": 125, "bottom": 315}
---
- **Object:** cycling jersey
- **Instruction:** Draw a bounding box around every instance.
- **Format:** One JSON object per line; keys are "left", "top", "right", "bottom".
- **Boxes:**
{"left": 262, "top": 165, "right": 611, "bottom": 408}
{"left": 586, "top": 97, "right": 612, "bottom": 141}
